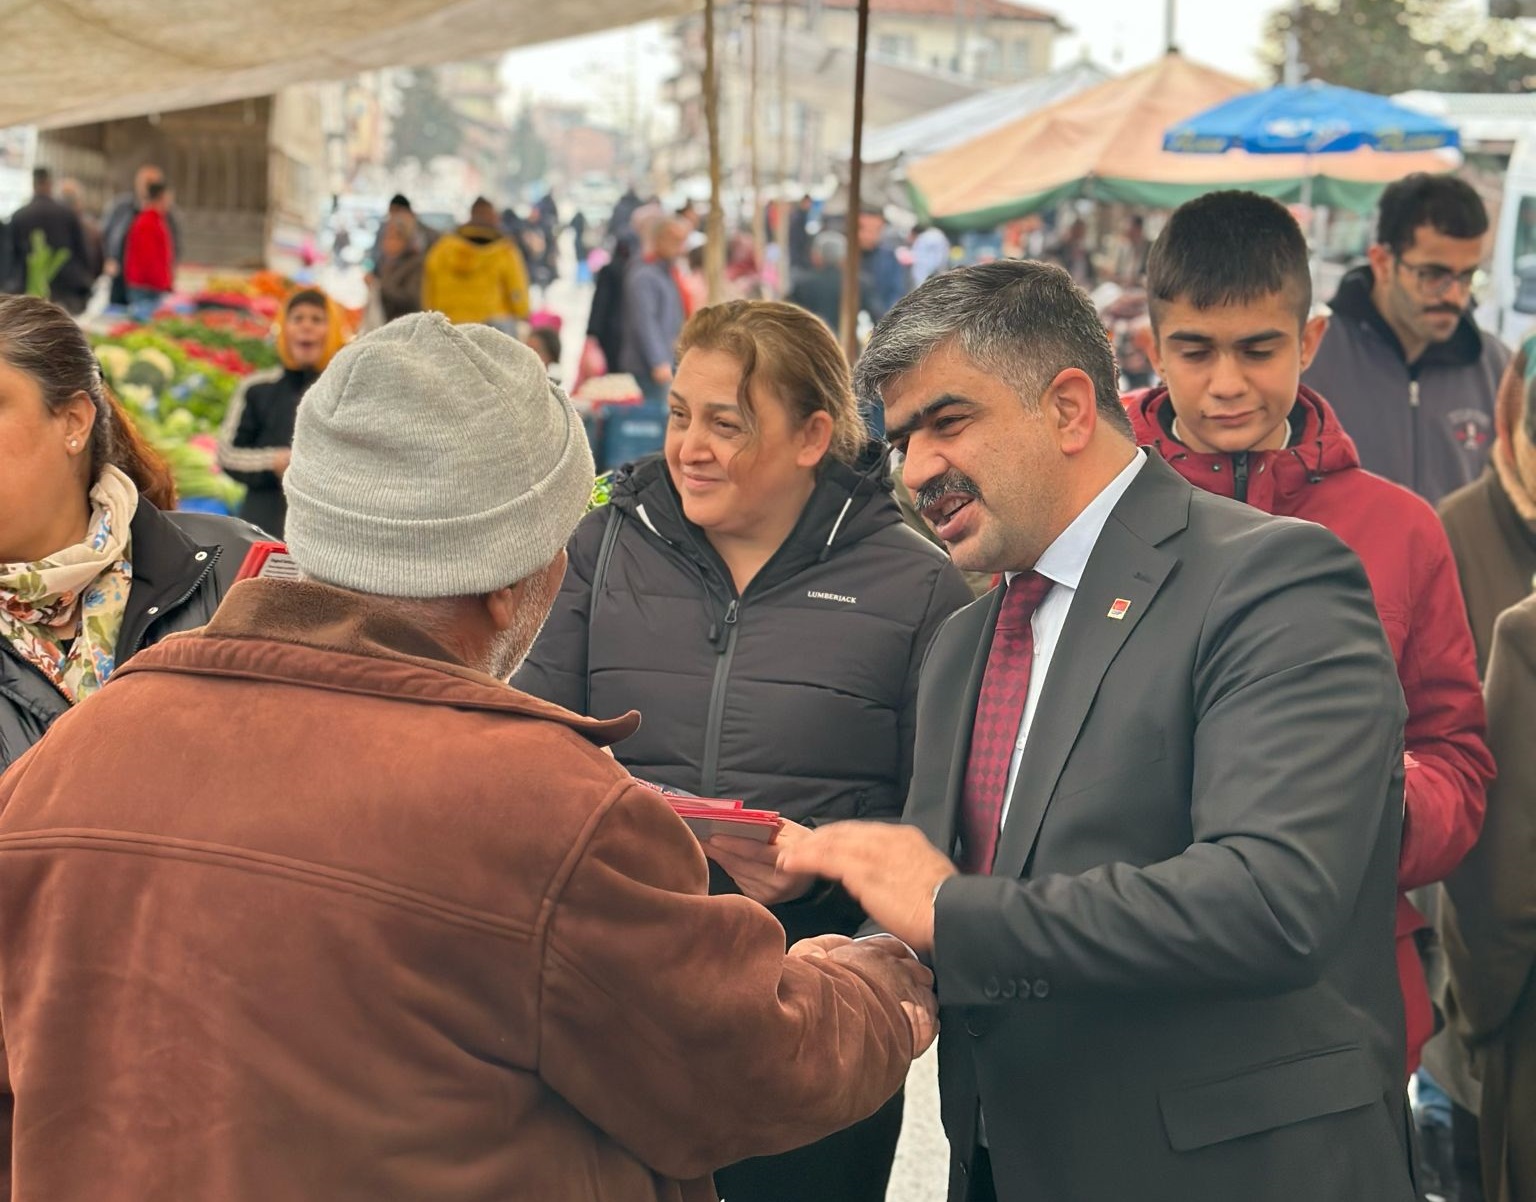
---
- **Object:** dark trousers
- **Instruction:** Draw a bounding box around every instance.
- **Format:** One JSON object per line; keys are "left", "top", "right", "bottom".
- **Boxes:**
{"left": 1453, "top": 1101, "right": 1485, "bottom": 1202}
{"left": 967, "top": 1146, "right": 997, "bottom": 1202}
{"left": 713, "top": 1089, "right": 903, "bottom": 1202}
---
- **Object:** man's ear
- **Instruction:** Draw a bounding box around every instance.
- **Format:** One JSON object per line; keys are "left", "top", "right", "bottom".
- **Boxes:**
{"left": 1298, "top": 313, "right": 1330, "bottom": 372}
{"left": 1366, "top": 243, "right": 1394, "bottom": 289}
{"left": 1044, "top": 368, "right": 1099, "bottom": 455}
{"left": 486, "top": 551, "right": 570, "bottom": 632}
{"left": 1146, "top": 326, "right": 1166, "bottom": 379}
{"left": 484, "top": 586, "right": 518, "bottom": 634}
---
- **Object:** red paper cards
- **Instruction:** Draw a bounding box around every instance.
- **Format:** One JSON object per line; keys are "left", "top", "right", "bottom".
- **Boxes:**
{"left": 640, "top": 784, "right": 784, "bottom": 844}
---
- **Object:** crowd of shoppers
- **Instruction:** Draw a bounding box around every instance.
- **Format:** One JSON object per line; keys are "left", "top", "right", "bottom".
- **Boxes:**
{"left": 3, "top": 153, "right": 1536, "bottom": 1202}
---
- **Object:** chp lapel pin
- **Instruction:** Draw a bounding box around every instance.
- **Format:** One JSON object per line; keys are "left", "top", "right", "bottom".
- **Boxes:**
{"left": 1106, "top": 597, "right": 1131, "bottom": 621}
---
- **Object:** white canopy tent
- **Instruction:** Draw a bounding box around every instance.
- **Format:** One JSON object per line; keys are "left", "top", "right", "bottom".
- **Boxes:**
{"left": 0, "top": 0, "right": 696, "bottom": 130}
{"left": 856, "top": 58, "right": 1110, "bottom": 166}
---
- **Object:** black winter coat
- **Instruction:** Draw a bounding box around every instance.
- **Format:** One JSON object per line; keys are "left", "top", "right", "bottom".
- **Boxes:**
{"left": 1, "top": 503, "right": 263, "bottom": 771}
{"left": 217, "top": 366, "right": 320, "bottom": 538}
{"left": 9, "top": 194, "right": 93, "bottom": 310}
{"left": 514, "top": 451, "right": 973, "bottom": 943}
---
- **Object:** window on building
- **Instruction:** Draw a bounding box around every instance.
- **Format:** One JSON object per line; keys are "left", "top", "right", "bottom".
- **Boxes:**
{"left": 972, "top": 37, "right": 1002, "bottom": 80}
{"left": 874, "top": 33, "right": 916, "bottom": 62}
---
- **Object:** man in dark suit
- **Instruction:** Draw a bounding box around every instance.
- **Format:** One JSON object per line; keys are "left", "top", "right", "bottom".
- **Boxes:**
{"left": 783, "top": 260, "right": 1418, "bottom": 1202}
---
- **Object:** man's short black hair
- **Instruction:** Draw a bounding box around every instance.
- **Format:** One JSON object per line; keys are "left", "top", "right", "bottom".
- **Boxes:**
{"left": 854, "top": 258, "right": 1132, "bottom": 439}
{"left": 1376, "top": 173, "right": 1488, "bottom": 256}
{"left": 388, "top": 194, "right": 412, "bottom": 211}
{"left": 1145, "top": 190, "right": 1311, "bottom": 329}
{"left": 31, "top": 166, "right": 50, "bottom": 188}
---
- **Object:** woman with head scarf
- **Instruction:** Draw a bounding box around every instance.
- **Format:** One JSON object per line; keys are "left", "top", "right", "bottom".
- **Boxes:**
{"left": 217, "top": 288, "right": 347, "bottom": 537}
{"left": 0, "top": 295, "right": 261, "bottom": 770}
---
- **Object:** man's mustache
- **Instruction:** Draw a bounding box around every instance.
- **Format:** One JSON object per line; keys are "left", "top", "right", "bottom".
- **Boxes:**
{"left": 914, "top": 471, "right": 983, "bottom": 513}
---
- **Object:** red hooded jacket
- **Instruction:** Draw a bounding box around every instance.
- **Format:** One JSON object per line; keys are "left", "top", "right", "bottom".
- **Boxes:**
{"left": 1128, "top": 385, "right": 1494, "bottom": 1073}
{"left": 124, "top": 207, "right": 174, "bottom": 293}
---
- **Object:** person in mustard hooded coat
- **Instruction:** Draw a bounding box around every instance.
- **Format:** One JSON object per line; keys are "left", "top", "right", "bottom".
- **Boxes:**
{"left": 422, "top": 198, "right": 531, "bottom": 328}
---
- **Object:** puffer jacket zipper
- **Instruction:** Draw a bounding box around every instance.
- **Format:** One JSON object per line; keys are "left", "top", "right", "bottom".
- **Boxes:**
{"left": 624, "top": 456, "right": 876, "bottom": 800}
{"left": 1408, "top": 376, "right": 1422, "bottom": 497}
{"left": 118, "top": 545, "right": 223, "bottom": 655}
{"left": 1231, "top": 452, "right": 1250, "bottom": 504}
{"left": 700, "top": 599, "right": 740, "bottom": 796}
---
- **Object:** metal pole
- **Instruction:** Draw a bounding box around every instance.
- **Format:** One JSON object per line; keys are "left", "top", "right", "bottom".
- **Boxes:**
{"left": 776, "top": 0, "right": 792, "bottom": 298}
{"left": 1164, "top": 0, "right": 1176, "bottom": 54}
{"left": 840, "top": 0, "right": 871, "bottom": 360}
{"left": 749, "top": 0, "right": 765, "bottom": 286}
{"left": 704, "top": 0, "right": 727, "bottom": 304}
{"left": 1283, "top": 1, "right": 1304, "bottom": 86}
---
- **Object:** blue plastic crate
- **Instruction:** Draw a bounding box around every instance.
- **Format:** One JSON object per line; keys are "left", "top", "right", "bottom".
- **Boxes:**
{"left": 599, "top": 405, "right": 667, "bottom": 471}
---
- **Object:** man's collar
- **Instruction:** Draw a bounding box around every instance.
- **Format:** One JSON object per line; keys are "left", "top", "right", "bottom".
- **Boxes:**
{"left": 113, "top": 578, "right": 642, "bottom": 746}
{"left": 1007, "top": 450, "right": 1147, "bottom": 590}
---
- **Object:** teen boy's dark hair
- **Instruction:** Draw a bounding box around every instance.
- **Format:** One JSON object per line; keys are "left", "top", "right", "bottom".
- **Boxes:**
{"left": 1376, "top": 173, "right": 1487, "bottom": 257}
{"left": 1145, "top": 190, "right": 1311, "bottom": 329}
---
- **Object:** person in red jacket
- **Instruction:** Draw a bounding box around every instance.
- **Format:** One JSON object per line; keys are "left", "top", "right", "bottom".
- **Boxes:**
{"left": 1128, "top": 190, "right": 1493, "bottom": 1081}
{"left": 123, "top": 179, "right": 174, "bottom": 321}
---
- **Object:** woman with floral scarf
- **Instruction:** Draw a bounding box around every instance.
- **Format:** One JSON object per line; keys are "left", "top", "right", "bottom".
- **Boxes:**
{"left": 0, "top": 295, "right": 261, "bottom": 771}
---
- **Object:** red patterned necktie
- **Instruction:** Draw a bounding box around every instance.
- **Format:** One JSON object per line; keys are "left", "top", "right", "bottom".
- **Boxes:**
{"left": 959, "top": 571, "right": 1054, "bottom": 875}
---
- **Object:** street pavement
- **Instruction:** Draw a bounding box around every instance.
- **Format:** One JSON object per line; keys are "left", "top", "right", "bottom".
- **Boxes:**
{"left": 888, "top": 1048, "right": 948, "bottom": 1202}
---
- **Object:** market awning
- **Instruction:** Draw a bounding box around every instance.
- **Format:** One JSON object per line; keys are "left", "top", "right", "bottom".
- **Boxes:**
{"left": 906, "top": 51, "right": 1461, "bottom": 230}
{"left": 0, "top": 0, "right": 697, "bottom": 130}
{"left": 856, "top": 58, "right": 1110, "bottom": 166}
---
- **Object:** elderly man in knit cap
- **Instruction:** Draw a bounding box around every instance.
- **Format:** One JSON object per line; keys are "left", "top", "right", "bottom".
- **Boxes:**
{"left": 0, "top": 313, "right": 934, "bottom": 1202}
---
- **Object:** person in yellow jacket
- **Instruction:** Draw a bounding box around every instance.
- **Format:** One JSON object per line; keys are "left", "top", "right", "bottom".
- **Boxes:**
{"left": 421, "top": 198, "right": 531, "bottom": 328}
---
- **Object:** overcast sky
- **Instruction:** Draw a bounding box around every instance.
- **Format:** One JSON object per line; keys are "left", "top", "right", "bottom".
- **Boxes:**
{"left": 497, "top": 0, "right": 1281, "bottom": 121}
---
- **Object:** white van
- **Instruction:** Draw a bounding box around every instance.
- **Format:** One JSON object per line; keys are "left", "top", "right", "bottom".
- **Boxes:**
{"left": 1486, "top": 129, "right": 1536, "bottom": 347}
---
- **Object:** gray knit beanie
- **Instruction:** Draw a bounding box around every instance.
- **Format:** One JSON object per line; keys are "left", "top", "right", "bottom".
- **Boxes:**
{"left": 283, "top": 311, "right": 594, "bottom": 598}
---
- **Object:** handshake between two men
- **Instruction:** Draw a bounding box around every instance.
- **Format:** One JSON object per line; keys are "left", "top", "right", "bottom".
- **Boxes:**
{"left": 709, "top": 814, "right": 962, "bottom": 1064}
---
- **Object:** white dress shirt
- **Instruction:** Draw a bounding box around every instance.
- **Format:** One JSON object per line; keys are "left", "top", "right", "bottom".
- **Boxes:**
{"left": 1000, "top": 450, "right": 1146, "bottom": 827}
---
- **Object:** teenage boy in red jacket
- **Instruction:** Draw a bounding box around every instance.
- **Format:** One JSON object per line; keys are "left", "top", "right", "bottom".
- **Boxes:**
{"left": 1125, "top": 190, "right": 1493, "bottom": 1080}
{"left": 123, "top": 179, "right": 174, "bottom": 321}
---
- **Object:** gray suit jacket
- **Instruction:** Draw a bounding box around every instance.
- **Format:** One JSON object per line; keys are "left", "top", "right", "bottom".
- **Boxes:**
{"left": 912, "top": 455, "right": 1416, "bottom": 1202}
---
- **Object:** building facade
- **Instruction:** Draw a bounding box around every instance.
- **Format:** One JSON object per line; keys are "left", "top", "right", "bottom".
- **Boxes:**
{"left": 658, "top": 0, "right": 1063, "bottom": 190}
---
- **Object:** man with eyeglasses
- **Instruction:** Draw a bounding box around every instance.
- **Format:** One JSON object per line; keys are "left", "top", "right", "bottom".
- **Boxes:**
{"left": 1306, "top": 173, "right": 1510, "bottom": 504}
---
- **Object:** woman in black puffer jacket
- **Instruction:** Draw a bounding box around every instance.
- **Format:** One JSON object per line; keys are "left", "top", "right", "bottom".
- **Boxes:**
{"left": 0, "top": 296, "right": 261, "bottom": 771}
{"left": 515, "top": 299, "right": 972, "bottom": 1202}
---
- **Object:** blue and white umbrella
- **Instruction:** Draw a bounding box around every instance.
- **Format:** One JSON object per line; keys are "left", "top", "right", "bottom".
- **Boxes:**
{"left": 1164, "top": 80, "right": 1461, "bottom": 157}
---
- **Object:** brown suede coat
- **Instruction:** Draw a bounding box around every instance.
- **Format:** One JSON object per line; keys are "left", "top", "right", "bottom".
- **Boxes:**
{"left": 0, "top": 579, "right": 913, "bottom": 1202}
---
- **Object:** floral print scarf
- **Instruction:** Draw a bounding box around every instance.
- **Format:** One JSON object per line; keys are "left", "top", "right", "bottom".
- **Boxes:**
{"left": 0, "top": 466, "right": 138, "bottom": 704}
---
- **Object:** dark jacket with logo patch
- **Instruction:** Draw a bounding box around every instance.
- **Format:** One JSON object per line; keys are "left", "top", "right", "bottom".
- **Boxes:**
{"left": 514, "top": 450, "right": 972, "bottom": 945}
{"left": 1303, "top": 266, "right": 1509, "bottom": 505}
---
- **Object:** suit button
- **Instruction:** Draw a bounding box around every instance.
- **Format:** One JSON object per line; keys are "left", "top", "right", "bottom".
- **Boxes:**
{"left": 1001, "top": 979, "right": 1017, "bottom": 999}
{"left": 983, "top": 977, "right": 1001, "bottom": 1000}
{"left": 1032, "top": 979, "right": 1050, "bottom": 999}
